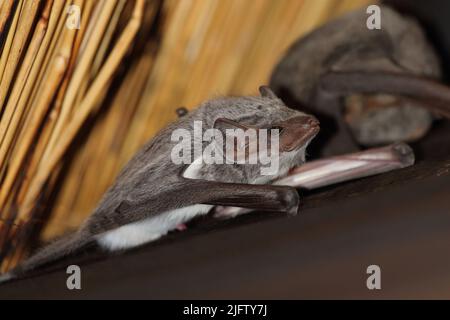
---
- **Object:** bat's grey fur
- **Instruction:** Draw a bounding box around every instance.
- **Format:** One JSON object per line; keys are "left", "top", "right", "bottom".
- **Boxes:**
{"left": 271, "top": 5, "right": 442, "bottom": 150}
{"left": 2, "top": 87, "right": 318, "bottom": 282}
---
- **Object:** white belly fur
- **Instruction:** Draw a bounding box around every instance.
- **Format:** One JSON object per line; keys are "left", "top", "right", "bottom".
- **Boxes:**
{"left": 96, "top": 204, "right": 212, "bottom": 251}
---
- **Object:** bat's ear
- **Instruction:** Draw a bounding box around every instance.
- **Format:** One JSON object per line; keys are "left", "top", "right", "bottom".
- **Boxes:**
{"left": 259, "top": 86, "right": 278, "bottom": 99}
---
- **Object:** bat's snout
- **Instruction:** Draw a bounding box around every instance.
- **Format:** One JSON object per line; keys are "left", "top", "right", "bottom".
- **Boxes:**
{"left": 278, "top": 116, "right": 320, "bottom": 152}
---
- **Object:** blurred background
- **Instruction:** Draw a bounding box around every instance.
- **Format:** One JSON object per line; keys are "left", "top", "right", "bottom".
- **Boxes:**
{"left": 0, "top": 0, "right": 374, "bottom": 272}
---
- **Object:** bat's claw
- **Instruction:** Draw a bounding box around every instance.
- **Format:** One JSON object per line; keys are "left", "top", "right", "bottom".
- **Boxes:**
{"left": 287, "top": 204, "right": 300, "bottom": 216}
{"left": 392, "top": 142, "right": 415, "bottom": 167}
{"left": 279, "top": 187, "right": 300, "bottom": 216}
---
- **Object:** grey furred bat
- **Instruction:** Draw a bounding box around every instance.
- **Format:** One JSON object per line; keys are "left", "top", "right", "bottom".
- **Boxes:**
{"left": 271, "top": 5, "right": 450, "bottom": 154}
{"left": 0, "top": 86, "right": 319, "bottom": 282}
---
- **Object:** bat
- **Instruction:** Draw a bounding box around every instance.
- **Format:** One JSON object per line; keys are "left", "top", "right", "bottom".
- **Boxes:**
{"left": 0, "top": 86, "right": 320, "bottom": 282}
{"left": 270, "top": 5, "right": 450, "bottom": 155}
{"left": 214, "top": 142, "right": 415, "bottom": 218}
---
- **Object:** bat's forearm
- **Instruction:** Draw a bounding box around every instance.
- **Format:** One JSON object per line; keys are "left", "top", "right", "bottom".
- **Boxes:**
{"left": 275, "top": 142, "right": 414, "bottom": 189}
{"left": 320, "top": 71, "right": 450, "bottom": 119}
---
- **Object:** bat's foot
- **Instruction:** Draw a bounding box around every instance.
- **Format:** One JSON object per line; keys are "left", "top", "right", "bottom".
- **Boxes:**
{"left": 213, "top": 206, "right": 252, "bottom": 219}
{"left": 176, "top": 223, "right": 188, "bottom": 231}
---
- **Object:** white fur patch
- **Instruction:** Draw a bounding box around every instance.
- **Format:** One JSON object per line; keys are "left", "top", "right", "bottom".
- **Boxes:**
{"left": 97, "top": 204, "right": 212, "bottom": 251}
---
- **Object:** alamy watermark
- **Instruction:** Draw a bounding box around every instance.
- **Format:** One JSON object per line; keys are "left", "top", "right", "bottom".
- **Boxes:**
{"left": 66, "top": 5, "right": 81, "bottom": 30}
{"left": 171, "top": 121, "right": 280, "bottom": 176}
{"left": 66, "top": 265, "right": 81, "bottom": 290}
{"left": 366, "top": 5, "right": 381, "bottom": 30}
{"left": 366, "top": 265, "right": 381, "bottom": 290}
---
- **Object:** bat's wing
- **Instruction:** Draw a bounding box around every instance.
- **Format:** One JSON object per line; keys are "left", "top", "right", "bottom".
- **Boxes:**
{"left": 86, "top": 176, "right": 300, "bottom": 236}
{"left": 319, "top": 71, "right": 450, "bottom": 119}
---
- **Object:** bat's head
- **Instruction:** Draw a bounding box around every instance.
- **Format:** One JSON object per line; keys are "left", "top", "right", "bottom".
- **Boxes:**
{"left": 182, "top": 87, "right": 320, "bottom": 184}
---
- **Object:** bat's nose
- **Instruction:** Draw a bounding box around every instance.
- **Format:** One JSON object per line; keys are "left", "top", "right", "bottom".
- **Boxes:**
{"left": 279, "top": 115, "right": 320, "bottom": 130}
{"left": 278, "top": 115, "right": 320, "bottom": 152}
{"left": 301, "top": 116, "right": 320, "bottom": 129}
